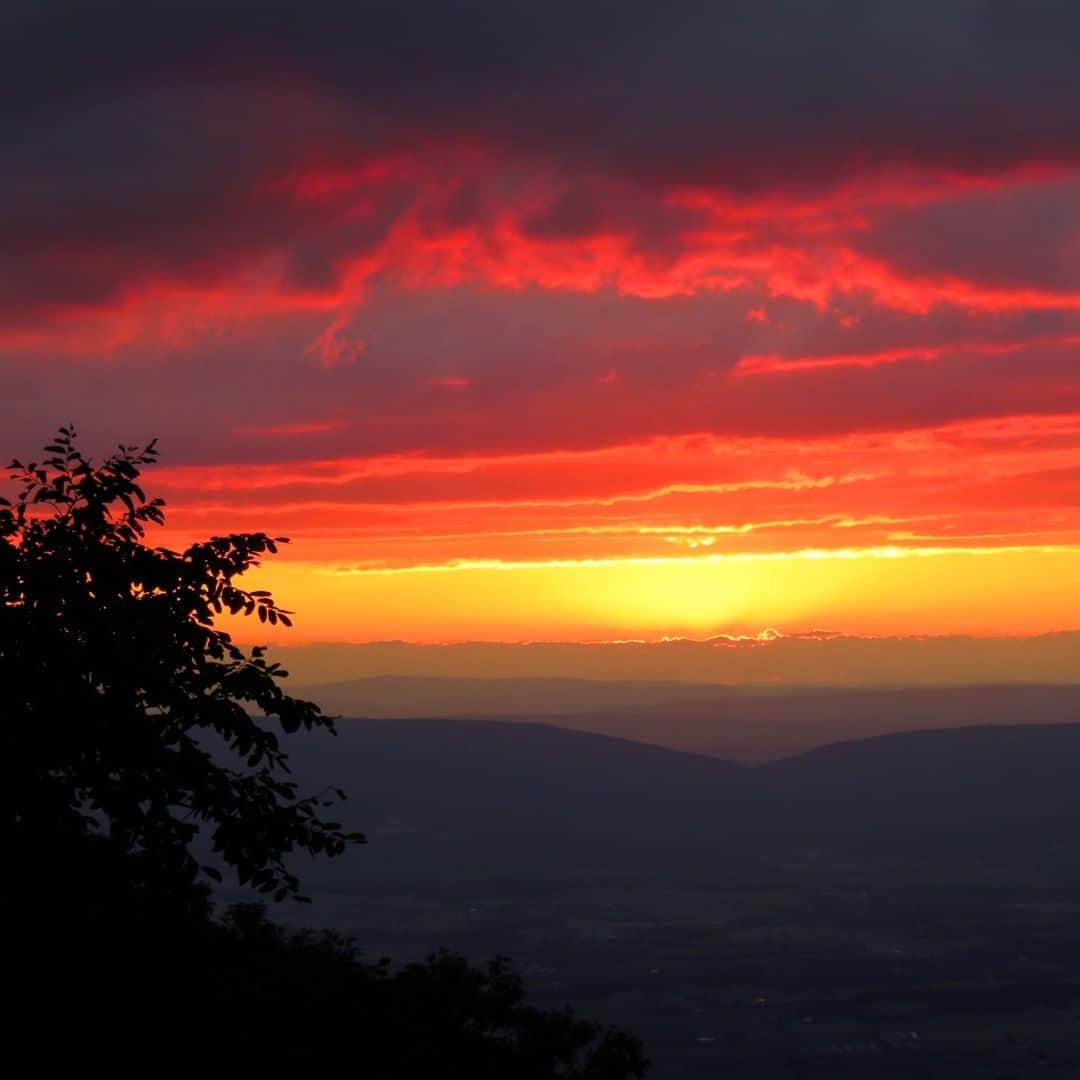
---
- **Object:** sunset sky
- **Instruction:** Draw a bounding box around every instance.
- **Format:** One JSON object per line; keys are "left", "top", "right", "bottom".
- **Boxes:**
{"left": 5, "top": 3, "right": 1080, "bottom": 646}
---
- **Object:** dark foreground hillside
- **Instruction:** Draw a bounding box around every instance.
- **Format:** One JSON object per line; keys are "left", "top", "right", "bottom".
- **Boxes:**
{"left": 272, "top": 720, "right": 1080, "bottom": 1078}
{"left": 283, "top": 719, "right": 1080, "bottom": 877}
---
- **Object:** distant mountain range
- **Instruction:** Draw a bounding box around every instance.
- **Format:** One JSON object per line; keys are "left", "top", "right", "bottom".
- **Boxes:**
{"left": 293, "top": 679, "right": 1080, "bottom": 761}
{"left": 271, "top": 632, "right": 1080, "bottom": 688}
{"left": 281, "top": 719, "right": 1080, "bottom": 896}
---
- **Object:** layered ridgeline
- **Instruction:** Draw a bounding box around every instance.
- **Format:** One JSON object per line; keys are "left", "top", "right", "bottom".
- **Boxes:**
{"left": 290, "top": 679, "right": 1080, "bottom": 762}
{"left": 273, "top": 634, "right": 1080, "bottom": 689}
{"left": 279, "top": 720, "right": 1080, "bottom": 894}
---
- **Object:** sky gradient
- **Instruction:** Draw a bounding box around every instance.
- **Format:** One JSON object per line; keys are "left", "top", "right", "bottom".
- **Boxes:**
{"left": 5, "top": 2, "right": 1080, "bottom": 645}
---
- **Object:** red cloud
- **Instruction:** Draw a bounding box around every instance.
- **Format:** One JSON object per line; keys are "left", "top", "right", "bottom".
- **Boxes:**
{"left": 733, "top": 334, "right": 1080, "bottom": 377}
{"left": 426, "top": 376, "right": 471, "bottom": 389}
{"left": 3, "top": 123, "right": 1078, "bottom": 361}
{"left": 234, "top": 419, "right": 347, "bottom": 437}
{"left": 145, "top": 413, "right": 1080, "bottom": 574}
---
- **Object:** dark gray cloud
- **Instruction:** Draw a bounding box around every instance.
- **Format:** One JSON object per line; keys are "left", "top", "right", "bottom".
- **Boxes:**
{"left": 6, "top": 1, "right": 1080, "bottom": 188}
{"left": 856, "top": 176, "right": 1080, "bottom": 291}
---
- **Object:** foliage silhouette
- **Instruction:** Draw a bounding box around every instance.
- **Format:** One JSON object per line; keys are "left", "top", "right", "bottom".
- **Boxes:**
{"left": 1, "top": 425, "right": 362, "bottom": 903}
{"left": 18, "top": 893, "right": 646, "bottom": 1075}
{"left": 2, "top": 428, "right": 649, "bottom": 1077}
{"left": 200, "top": 903, "right": 648, "bottom": 1076}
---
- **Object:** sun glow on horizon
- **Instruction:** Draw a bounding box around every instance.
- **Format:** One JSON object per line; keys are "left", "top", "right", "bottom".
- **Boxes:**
{"left": 227, "top": 544, "right": 1080, "bottom": 645}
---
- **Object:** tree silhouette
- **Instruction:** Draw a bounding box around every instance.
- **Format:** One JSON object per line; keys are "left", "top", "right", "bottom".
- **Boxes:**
{"left": 2, "top": 427, "right": 649, "bottom": 1077}
{"left": 1, "top": 426, "right": 362, "bottom": 905}
{"left": 198, "top": 903, "right": 649, "bottom": 1076}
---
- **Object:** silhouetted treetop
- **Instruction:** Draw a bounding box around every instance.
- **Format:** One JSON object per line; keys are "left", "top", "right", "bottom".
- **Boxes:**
{"left": 2, "top": 426, "right": 363, "bottom": 903}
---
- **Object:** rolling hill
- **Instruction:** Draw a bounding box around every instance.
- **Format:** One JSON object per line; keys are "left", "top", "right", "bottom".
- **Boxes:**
{"left": 294, "top": 679, "right": 1080, "bottom": 761}
{"left": 281, "top": 719, "right": 1080, "bottom": 893}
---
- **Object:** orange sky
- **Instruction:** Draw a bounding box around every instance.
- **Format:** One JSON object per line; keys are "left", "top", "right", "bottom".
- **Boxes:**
{"left": 5, "top": 6, "right": 1080, "bottom": 652}
{"left": 142, "top": 411, "right": 1080, "bottom": 644}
